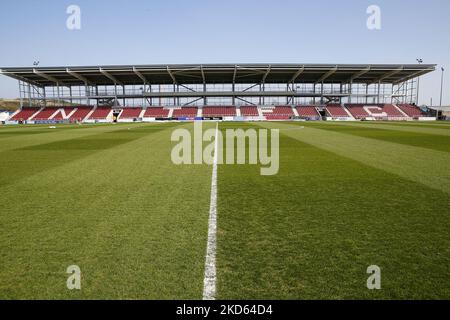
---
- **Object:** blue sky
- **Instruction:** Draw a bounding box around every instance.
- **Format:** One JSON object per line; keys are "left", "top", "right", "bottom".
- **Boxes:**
{"left": 0, "top": 0, "right": 448, "bottom": 104}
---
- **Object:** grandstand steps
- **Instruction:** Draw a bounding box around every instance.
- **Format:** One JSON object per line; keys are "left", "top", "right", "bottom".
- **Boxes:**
{"left": 397, "top": 104, "right": 427, "bottom": 118}
{"left": 259, "top": 105, "right": 274, "bottom": 116}
{"left": 324, "top": 104, "right": 355, "bottom": 119}
{"left": 118, "top": 107, "right": 145, "bottom": 120}
{"left": 240, "top": 106, "right": 260, "bottom": 117}
{"left": 202, "top": 106, "right": 237, "bottom": 118}
{"left": 48, "top": 108, "right": 62, "bottom": 120}
{"left": 65, "top": 108, "right": 77, "bottom": 119}
{"left": 342, "top": 105, "right": 354, "bottom": 118}
{"left": 84, "top": 107, "right": 96, "bottom": 121}
{"left": 8, "top": 108, "right": 21, "bottom": 120}
{"left": 9, "top": 107, "right": 41, "bottom": 121}
{"left": 143, "top": 107, "right": 171, "bottom": 118}
{"left": 33, "top": 107, "right": 71, "bottom": 121}
{"left": 6, "top": 104, "right": 437, "bottom": 123}
{"left": 106, "top": 109, "right": 114, "bottom": 121}
{"left": 28, "top": 107, "right": 45, "bottom": 121}
{"left": 51, "top": 108, "right": 64, "bottom": 120}
{"left": 314, "top": 107, "right": 321, "bottom": 116}
{"left": 296, "top": 106, "right": 322, "bottom": 118}
{"left": 393, "top": 104, "right": 409, "bottom": 117}
{"left": 257, "top": 106, "right": 263, "bottom": 117}
{"left": 86, "top": 107, "right": 113, "bottom": 121}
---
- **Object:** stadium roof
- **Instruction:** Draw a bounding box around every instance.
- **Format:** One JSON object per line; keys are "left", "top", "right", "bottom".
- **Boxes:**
{"left": 0, "top": 63, "right": 436, "bottom": 87}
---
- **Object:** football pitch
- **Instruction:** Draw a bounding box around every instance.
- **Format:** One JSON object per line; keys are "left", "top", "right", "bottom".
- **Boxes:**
{"left": 0, "top": 121, "right": 449, "bottom": 299}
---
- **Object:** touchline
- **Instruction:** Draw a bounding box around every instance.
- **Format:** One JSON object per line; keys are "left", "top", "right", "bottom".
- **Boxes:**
{"left": 171, "top": 122, "right": 280, "bottom": 176}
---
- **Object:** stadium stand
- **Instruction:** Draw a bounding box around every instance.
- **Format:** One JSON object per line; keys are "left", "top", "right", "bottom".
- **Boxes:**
{"left": 32, "top": 107, "right": 60, "bottom": 120}
{"left": 89, "top": 107, "right": 112, "bottom": 120}
{"left": 364, "top": 105, "right": 384, "bottom": 114}
{"left": 68, "top": 107, "right": 93, "bottom": 122}
{"left": 382, "top": 104, "right": 405, "bottom": 117}
{"left": 273, "top": 106, "right": 294, "bottom": 115}
{"left": 296, "top": 106, "right": 320, "bottom": 117}
{"left": 52, "top": 107, "right": 76, "bottom": 120}
{"left": 345, "top": 104, "right": 371, "bottom": 119}
{"left": 10, "top": 107, "right": 40, "bottom": 121}
{"left": 143, "top": 107, "right": 170, "bottom": 118}
{"left": 202, "top": 106, "right": 236, "bottom": 117}
{"left": 325, "top": 104, "right": 350, "bottom": 117}
{"left": 240, "top": 106, "right": 259, "bottom": 116}
{"left": 172, "top": 107, "right": 198, "bottom": 118}
{"left": 359, "top": 104, "right": 407, "bottom": 118}
{"left": 265, "top": 106, "right": 294, "bottom": 120}
{"left": 120, "top": 107, "right": 143, "bottom": 119}
{"left": 1, "top": 63, "right": 436, "bottom": 124}
{"left": 397, "top": 104, "right": 424, "bottom": 117}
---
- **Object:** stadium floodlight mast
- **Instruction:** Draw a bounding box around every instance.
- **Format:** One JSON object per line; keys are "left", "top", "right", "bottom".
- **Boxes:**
{"left": 416, "top": 58, "right": 423, "bottom": 104}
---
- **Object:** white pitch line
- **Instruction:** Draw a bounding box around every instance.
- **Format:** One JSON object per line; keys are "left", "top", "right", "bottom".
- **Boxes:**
{"left": 202, "top": 122, "right": 219, "bottom": 300}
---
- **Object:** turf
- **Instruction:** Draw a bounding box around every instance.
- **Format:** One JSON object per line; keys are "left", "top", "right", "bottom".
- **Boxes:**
{"left": 0, "top": 121, "right": 449, "bottom": 299}
{"left": 0, "top": 122, "right": 214, "bottom": 299}
{"left": 217, "top": 122, "right": 449, "bottom": 299}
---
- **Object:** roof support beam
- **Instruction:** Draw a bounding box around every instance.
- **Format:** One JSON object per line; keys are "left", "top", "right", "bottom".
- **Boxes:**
{"left": 99, "top": 68, "right": 123, "bottom": 85}
{"left": 0, "top": 71, "right": 43, "bottom": 87}
{"left": 200, "top": 65, "right": 206, "bottom": 84}
{"left": 234, "top": 66, "right": 266, "bottom": 74}
{"left": 232, "top": 65, "right": 237, "bottom": 84}
{"left": 166, "top": 66, "right": 178, "bottom": 85}
{"left": 371, "top": 66, "right": 404, "bottom": 84}
{"left": 261, "top": 65, "right": 271, "bottom": 83}
{"left": 172, "top": 67, "right": 201, "bottom": 75}
{"left": 394, "top": 68, "right": 433, "bottom": 85}
{"left": 200, "top": 65, "right": 206, "bottom": 104}
{"left": 66, "top": 68, "right": 93, "bottom": 85}
{"left": 349, "top": 66, "right": 371, "bottom": 82}
{"left": 315, "top": 66, "right": 338, "bottom": 84}
{"left": 290, "top": 65, "right": 305, "bottom": 82}
{"left": 133, "top": 67, "right": 148, "bottom": 83}
{"left": 232, "top": 65, "right": 238, "bottom": 105}
{"left": 33, "top": 69, "right": 68, "bottom": 86}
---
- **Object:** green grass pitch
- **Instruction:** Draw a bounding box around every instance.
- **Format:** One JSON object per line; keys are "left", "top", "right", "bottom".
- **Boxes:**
{"left": 0, "top": 121, "right": 449, "bottom": 299}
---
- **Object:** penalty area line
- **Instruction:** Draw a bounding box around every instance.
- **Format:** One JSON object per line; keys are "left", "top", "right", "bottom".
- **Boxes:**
{"left": 202, "top": 122, "right": 219, "bottom": 300}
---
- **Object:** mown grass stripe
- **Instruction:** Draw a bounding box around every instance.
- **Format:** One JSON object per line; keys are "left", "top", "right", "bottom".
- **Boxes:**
{"left": 298, "top": 122, "right": 450, "bottom": 154}
{"left": 259, "top": 122, "right": 450, "bottom": 194}
{"left": 217, "top": 122, "right": 450, "bottom": 299}
{"left": 0, "top": 122, "right": 211, "bottom": 299}
{"left": 0, "top": 123, "right": 150, "bottom": 153}
{"left": 331, "top": 122, "right": 450, "bottom": 136}
{"left": 0, "top": 124, "right": 173, "bottom": 188}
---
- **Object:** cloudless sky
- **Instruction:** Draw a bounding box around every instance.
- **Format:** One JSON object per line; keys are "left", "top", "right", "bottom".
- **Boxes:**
{"left": 0, "top": 0, "right": 448, "bottom": 104}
